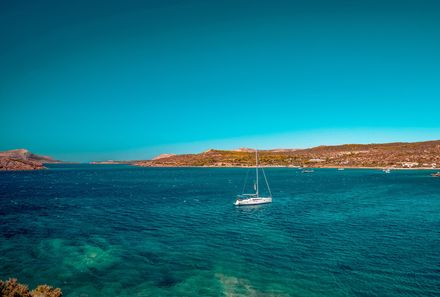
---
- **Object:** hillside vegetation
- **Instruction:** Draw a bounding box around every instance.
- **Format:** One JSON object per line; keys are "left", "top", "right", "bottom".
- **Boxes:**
{"left": 134, "top": 140, "right": 440, "bottom": 168}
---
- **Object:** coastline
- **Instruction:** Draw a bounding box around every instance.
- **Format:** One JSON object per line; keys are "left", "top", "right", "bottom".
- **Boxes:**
{"left": 131, "top": 140, "right": 440, "bottom": 170}
{"left": 132, "top": 164, "right": 439, "bottom": 170}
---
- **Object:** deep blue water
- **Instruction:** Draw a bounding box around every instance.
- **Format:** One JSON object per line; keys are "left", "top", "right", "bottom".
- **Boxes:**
{"left": 1, "top": 165, "right": 439, "bottom": 296}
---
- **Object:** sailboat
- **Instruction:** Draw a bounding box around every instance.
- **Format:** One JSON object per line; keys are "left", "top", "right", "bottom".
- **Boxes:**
{"left": 234, "top": 150, "right": 272, "bottom": 206}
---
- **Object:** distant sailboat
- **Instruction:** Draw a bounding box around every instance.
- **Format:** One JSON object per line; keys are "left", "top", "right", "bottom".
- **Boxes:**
{"left": 234, "top": 150, "right": 272, "bottom": 206}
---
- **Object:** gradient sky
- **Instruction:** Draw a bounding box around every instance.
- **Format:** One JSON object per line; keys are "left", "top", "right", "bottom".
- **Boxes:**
{"left": 1, "top": 0, "right": 439, "bottom": 161}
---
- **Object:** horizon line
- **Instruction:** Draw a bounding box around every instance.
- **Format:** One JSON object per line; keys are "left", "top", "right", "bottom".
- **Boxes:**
{"left": 3, "top": 138, "right": 439, "bottom": 163}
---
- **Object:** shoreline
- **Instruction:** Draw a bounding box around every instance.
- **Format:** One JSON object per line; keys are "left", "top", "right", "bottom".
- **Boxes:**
{"left": 132, "top": 164, "right": 439, "bottom": 170}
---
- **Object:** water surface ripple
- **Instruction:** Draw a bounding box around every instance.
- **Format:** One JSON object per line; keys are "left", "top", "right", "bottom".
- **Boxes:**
{"left": 1, "top": 165, "right": 439, "bottom": 296}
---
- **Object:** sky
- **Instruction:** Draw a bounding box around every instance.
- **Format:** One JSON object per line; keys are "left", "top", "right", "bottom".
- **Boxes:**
{"left": 1, "top": 0, "right": 439, "bottom": 161}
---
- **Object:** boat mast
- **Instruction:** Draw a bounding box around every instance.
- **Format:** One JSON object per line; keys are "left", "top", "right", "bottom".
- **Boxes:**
{"left": 256, "top": 149, "right": 259, "bottom": 197}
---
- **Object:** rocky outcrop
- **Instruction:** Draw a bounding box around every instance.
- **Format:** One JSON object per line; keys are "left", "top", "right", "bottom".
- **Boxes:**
{"left": 0, "top": 149, "right": 60, "bottom": 171}
{"left": 0, "top": 158, "right": 45, "bottom": 170}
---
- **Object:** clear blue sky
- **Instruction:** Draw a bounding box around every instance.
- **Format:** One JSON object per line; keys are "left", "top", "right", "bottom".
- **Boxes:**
{"left": 1, "top": 0, "right": 439, "bottom": 161}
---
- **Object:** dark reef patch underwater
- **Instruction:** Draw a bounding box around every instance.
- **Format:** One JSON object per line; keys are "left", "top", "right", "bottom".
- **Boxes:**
{"left": 1, "top": 164, "right": 439, "bottom": 296}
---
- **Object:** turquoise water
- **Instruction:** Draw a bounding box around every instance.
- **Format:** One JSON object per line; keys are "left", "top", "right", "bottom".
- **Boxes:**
{"left": 1, "top": 165, "right": 439, "bottom": 296}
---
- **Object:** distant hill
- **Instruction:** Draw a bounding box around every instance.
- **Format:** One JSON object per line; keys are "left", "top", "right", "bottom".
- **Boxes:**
{"left": 0, "top": 149, "right": 60, "bottom": 171}
{"left": 152, "top": 154, "right": 176, "bottom": 160}
{"left": 89, "top": 160, "right": 132, "bottom": 164}
{"left": 134, "top": 140, "right": 440, "bottom": 169}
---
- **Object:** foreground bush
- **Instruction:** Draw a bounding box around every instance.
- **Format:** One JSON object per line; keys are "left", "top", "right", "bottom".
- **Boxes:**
{"left": 0, "top": 279, "right": 62, "bottom": 297}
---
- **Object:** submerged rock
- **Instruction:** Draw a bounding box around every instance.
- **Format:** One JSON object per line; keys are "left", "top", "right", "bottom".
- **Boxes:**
{"left": 37, "top": 238, "right": 119, "bottom": 275}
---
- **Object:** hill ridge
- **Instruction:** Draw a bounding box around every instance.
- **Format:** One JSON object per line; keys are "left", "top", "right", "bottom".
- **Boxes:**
{"left": 135, "top": 140, "right": 440, "bottom": 168}
{"left": 0, "top": 149, "right": 60, "bottom": 171}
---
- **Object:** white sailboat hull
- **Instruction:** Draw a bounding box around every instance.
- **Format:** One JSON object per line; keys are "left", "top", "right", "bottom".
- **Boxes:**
{"left": 234, "top": 149, "right": 273, "bottom": 206}
{"left": 234, "top": 197, "right": 272, "bottom": 206}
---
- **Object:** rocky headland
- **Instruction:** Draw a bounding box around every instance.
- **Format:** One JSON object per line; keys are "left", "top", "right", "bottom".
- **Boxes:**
{"left": 0, "top": 149, "right": 60, "bottom": 171}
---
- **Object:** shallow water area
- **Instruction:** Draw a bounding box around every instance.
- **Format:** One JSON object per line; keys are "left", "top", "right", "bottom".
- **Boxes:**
{"left": 1, "top": 165, "right": 439, "bottom": 296}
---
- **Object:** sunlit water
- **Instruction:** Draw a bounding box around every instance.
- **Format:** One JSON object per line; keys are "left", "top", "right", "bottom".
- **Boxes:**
{"left": 1, "top": 165, "right": 439, "bottom": 296}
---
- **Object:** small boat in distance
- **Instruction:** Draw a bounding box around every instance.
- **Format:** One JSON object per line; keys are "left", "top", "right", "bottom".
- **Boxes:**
{"left": 337, "top": 168, "right": 345, "bottom": 171}
{"left": 302, "top": 169, "right": 314, "bottom": 173}
{"left": 383, "top": 168, "right": 391, "bottom": 173}
{"left": 234, "top": 150, "right": 272, "bottom": 206}
{"left": 431, "top": 172, "right": 440, "bottom": 177}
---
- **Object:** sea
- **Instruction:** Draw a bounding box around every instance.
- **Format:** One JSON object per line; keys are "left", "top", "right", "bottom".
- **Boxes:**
{"left": 0, "top": 164, "right": 439, "bottom": 296}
